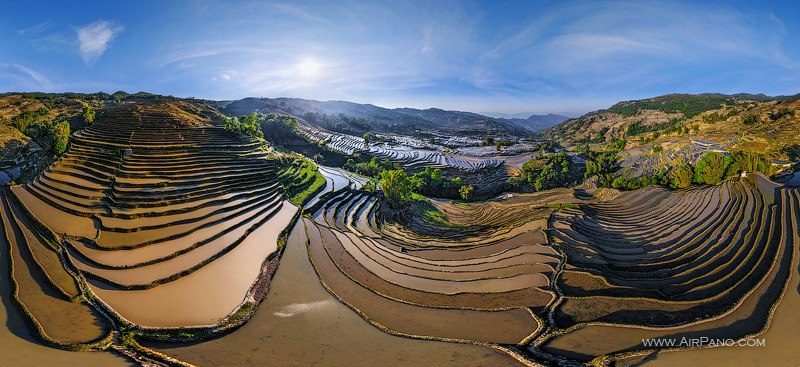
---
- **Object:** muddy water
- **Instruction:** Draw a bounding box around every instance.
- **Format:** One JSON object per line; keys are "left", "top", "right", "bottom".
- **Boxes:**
{"left": 641, "top": 191, "right": 800, "bottom": 367}
{"left": 332, "top": 230, "right": 549, "bottom": 293}
{"left": 77, "top": 205, "right": 281, "bottom": 286}
{"left": 152, "top": 219, "right": 523, "bottom": 367}
{"left": 543, "top": 201, "right": 789, "bottom": 362}
{"left": 12, "top": 187, "right": 97, "bottom": 239}
{"left": 0, "top": 222, "right": 132, "bottom": 366}
{"left": 89, "top": 202, "right": 297, "bottom": 327}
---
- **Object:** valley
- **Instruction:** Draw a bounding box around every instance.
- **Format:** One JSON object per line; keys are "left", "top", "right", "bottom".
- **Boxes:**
{"left": 0, "top": 91, "right": 797, "bottom": 367}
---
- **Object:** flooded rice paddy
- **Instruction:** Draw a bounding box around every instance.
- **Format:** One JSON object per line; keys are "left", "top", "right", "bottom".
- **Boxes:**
{"left": 3, "top": 101, "right": 798, "bottom": 367}
{"left": 151, "top": 220, "right": 522, "bottom": 366}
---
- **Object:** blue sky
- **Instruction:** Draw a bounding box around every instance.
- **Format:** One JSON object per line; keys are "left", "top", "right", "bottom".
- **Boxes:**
{"left": 1, "top": 0, "right": 799, "bottom": 115}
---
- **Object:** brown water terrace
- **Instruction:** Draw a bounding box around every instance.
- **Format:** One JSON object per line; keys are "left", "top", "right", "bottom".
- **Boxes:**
{"left": 2, "top": 101, "right": 798, "bottom": 367}
{"left": 150, "top": 220, "right": 522, "bottom": 366}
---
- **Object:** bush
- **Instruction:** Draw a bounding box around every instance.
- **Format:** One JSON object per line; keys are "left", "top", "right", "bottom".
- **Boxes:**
{"left": 520, "top": 151, "right": 577, "bottom": 191}
{"left": 409, "top": 167, "right": 463, "bottom": 199}
{"left": 52, "top": 121, "right": 70, "bottom": 155}
{"left": 611, "top": 171, "right": 667, "bottom": 190}
{"left": 344, "top": 156, "right": 398, "bottom": 177}
{"left": 380, "top": 169, "right": 414, "bottom": 209}
{"left": 693, "top": 152, "right": 732, "bottom": 185}
{"left": 667, "top": 164, "right": 694, "bottom": 189}
{"left": 584, "top": 150, "right": 618, "bottom": 179}
{"left": 83, "top": 105, "right": 96, "bottom": 123}
{"left": 742, "top": 114, "right": 759, "bottom": 125}
{"left": 459, "top": 185, "right": 474, "bottom": 202}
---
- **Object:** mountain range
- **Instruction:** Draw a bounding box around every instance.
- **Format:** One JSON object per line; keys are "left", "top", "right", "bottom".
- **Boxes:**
{"left": 219, "top": 97, "right": 566, "bottom": 137}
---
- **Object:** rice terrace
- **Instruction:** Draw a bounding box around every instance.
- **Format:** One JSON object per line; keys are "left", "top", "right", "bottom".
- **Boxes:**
{"left": 2, "top": 1, "right": 800, "bottom": 366}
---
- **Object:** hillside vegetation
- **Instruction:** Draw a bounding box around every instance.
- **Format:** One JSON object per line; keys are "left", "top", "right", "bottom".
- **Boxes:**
{"left": 546, "top": 93, "right": 800, "bottom": 162}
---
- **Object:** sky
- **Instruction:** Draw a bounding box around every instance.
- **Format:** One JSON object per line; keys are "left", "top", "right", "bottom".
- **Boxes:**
{"left": 1, "top": 0, "right": 799, "bottom": 116}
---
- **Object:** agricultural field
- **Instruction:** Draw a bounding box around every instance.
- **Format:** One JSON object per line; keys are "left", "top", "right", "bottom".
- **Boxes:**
{"left": 0, "top": 95, "right": 798, "bottom": 367}
{"left": 300, "top": 123, "right": 520, "bottom": 173}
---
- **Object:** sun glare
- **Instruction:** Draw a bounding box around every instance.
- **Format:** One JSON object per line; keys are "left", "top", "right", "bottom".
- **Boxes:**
{"left": 297, "top": 58, "right": 322, "bottom": 77}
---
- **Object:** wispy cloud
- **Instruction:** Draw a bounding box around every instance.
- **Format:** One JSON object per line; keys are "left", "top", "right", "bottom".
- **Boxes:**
{"left": 266, "top": 3, "right": 333, "bottom": 25}
{"left": 18, "top": 20, "right": 53, "bottom": 35}
{"left": 17, "top": 20, "right": 74, "bottom": 54}
{"left": 477, "top": 1, "right": 797, "bottom": 99}
{"left": 0, "top": 63, "right": 54, "bottom": 90}
{"left": 154, "top": 44, "right": 277, "bottom": 69}
{"left": 420, "top": 27, "right": 434, "bottom": 56}
{"left": 76, "top": 20, "right": 124, "bottom": 65}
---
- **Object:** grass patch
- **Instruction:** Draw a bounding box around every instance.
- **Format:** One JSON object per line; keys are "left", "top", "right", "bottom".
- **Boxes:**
{"left": 278, "top": 159, "right": 326, "bottom": 206}
{"left": 540, "top": 203, "right": 579, "bottom": 210}
{"left": 410, "top": 195, "right": 468, "bottom": 229}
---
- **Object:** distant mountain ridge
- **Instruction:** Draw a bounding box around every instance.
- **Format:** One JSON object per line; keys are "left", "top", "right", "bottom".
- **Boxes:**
{"left": 219, "top": 97, "right": 545, "bottom": 137}
{"left": 505, "top": 113, "right": 570, "bottom": 132}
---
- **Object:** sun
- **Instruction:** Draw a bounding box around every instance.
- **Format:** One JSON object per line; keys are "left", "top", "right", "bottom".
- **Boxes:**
{"left": 296, "top": 58, "right": 322, "bottom": 77}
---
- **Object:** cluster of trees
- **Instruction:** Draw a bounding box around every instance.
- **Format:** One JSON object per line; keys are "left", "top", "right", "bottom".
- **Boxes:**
{"left": 702, "top": 111, "right": 728, "bottom": 123}
{"left": 10, "top": 107, "right": 50, "bottom": 133}
{"left": 742, "top": 114, "right": 760, "bottom": 125}
{"left": 769, "top": 107, "right": 794, "bottom": 121}
{"left": 626, "top": 121, "right": 647, "bottom": 136}
{"left": 345, "top": 157, "right": 473, "bottom": 204}
{"left": 411, "top": 167, "right": 467, "bottom": 200}
{"left": 8, "top": 107, "right": 71, "bottom": 155}
{"left": 584, "top": 150, "right": 619, "bottom": 179}
{"left": 260, "top": 113, "right": 300, "bottom": 141}
{"left": 344, "top": 156, "right": 398, "bottom": 177}
{"left": 519, "top": 152, "right": 579, "bottom": 191}
{"left": 380, "top": 169, "right": 415, "bottom": 209}
{"left": 224, "top": 112, "right": 307, "bottom": 142}
{"left": 52, "top": 121, "right": 70, "bottom": 155}
{"left": 378, "top": 168, "right": 476, "bottom": 208}
{"left": 609, "top": 169, "right": 669, "bottom": 190}
{"left": 606, "top": 94, "right": 738, "bottom": 118}
{"left": 610, "top": 150, "right": 772, "bottom": 190}
{"left": 223, "top": 113, "right": 263, "bottom": 139}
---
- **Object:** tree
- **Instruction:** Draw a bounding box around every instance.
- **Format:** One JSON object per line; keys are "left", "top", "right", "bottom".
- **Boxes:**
{"left": 363, "top": 133, "right": 371, "bottom": 147}
{"left": 52, "top": 121, "right": 70, "bottom": 155}
{"left": 729, "top": 150, "right": 769, "bottom": 175}
{"left": 240, "top": 113, "right": 263, "bottom": 138}
{"left": 459, "top": 185, "right": 474, "bottom": 202}
{"left": 742, "top": 114, "right": 759, "bottom": 125}
{"left": 521, "top": 152, "right": 574, "bottom": 191}
{"left": 693, "top": 152, "right": 731, "bottom": 185}
{"left": 380, "top": 169, "right": 414, "bottom": 209}
{"left": 224, "top": 116, "right": 241, "bottom": 132}
{"left": 608, "top": 138, "right": 627, "bottom": 151}
{"left": 584, "top": 151, "right": 618, "bottom": 179}
{"left": 83, "top": 105, "right": 96, "bottom": 124}
{"left": 260, "top": 113, "right": 299, "bottom": 142}
{"left": 668, "top": 164, "right": 694, "bottom": 189}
